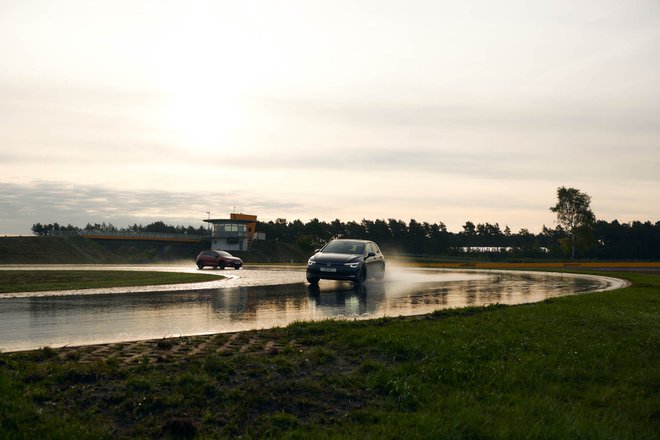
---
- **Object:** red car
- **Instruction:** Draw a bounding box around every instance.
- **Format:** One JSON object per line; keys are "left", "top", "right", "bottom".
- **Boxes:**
{"left": 196, "top": 250, "right": 243, "bottom": 270}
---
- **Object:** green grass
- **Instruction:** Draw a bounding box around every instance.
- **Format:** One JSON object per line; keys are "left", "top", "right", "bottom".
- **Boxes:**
{"left": 0, "top": 271, "right": 658, "bottom": 439}
{"left": 0, "top": 270, "right": 222, "bottom": 293}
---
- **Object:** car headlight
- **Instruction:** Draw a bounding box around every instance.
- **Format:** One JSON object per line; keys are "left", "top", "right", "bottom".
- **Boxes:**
{"left": 345, "top": 262, "right": 361, "bottom": 269}
{"left": 307, "top": 259, "right": 316, "bottom": 266}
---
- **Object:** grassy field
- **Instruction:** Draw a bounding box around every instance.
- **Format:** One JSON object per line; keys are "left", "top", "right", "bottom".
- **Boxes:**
{"left": 0, "top": 271, "right": 658, "bottom": 439}
{"left": 0, "top": 270, "right": 222, "bottom": 293}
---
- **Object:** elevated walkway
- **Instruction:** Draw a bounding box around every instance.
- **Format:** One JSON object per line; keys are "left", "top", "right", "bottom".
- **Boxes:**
{"left": 51, "top": 230, "right": 207, "bottom": 243}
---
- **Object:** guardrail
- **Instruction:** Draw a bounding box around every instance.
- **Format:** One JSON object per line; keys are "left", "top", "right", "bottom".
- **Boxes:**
{"left": 49, "top": 230, "right": 208, "bottom": 242}
{"left": 398, "top": 261, "right": 660, "bottom": 269}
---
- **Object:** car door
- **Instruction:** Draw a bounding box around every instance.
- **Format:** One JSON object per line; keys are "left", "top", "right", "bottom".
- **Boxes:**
{"left": 365, "top": 243, "right": 378, "bottom": 271}
{"left": 372, "top": 243, "right": 384, "bottom": 262}
{"left": 369, "top": 242, "right": 385, "bottom": 272}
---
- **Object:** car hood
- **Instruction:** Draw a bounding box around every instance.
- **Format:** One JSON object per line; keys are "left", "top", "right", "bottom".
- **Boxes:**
{"left": 312, "top": 253, "right": 362, "bottom": 264}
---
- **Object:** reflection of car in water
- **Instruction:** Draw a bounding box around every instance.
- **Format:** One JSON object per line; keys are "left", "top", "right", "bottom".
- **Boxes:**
{"left": 306, "top": 281, "right": 386, "bottom": 317}
{"left": 306, "top": 239, "right": 385, "bottom": 285}
{"left": 196, "top": 250, "right": 243, "bottom": 270}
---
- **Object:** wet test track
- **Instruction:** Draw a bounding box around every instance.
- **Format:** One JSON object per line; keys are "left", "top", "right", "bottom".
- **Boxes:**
{"left": 0, "top": 265, "right": 626, "bottom": 352}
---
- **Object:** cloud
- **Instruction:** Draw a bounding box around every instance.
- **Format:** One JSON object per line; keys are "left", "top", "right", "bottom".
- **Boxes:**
{"left": 212, "top": 142, "right": 659, "bottom": 184}
{"left": 260, "top": 92, "right": 660, "bottom": 135}
{"left": 0, "top": 181, "right": 302, "bottom": 235}
{"left": 198, "top": 94, "right": 659, "bottom": 184}
{"left": 1, "top": 2, "right": 659, "bottom": 236}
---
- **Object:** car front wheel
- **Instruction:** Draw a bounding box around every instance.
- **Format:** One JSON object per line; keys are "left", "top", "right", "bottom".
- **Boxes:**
{"left": 356, "top": 266, "right": 367, "bottom": 284}
{"left": 375, "top": 263, "right": 385, "bottom": 280}
{"left": 197, "top": 262, "right": 204, "bottom": 270}
{"left": 306, "top": 276, "right": 319, "bottom": 285}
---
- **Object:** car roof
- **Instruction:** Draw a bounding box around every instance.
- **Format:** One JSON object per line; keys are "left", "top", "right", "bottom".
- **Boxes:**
{"left": 330, "top": 239, "right": 372, "bottom": 243}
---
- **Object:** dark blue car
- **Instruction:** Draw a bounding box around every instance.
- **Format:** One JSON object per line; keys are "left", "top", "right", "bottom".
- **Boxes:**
{"left": 306, "top": 239, "right": 385, "bottom": 285}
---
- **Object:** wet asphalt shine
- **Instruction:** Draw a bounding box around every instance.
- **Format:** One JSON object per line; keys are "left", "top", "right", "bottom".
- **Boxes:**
{"left": 0, "top": 266, "right": 625, "bottom": 352}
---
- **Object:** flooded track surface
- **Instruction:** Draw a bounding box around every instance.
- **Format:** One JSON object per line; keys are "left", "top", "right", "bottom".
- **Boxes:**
{"left": 0, "top": 266, "right": 626, "bottom": 352}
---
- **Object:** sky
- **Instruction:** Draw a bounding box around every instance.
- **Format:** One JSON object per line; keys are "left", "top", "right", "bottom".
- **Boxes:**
{"left": 1, "top": 0, "right": 659, "bottom": 236}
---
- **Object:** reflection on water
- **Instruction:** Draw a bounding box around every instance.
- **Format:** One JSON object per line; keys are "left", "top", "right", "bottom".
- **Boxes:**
{"left": 0, "top": 270, "right": 616, "bottom": 352}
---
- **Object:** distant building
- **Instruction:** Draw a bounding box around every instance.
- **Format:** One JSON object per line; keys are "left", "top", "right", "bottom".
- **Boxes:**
{"left": 204, "top": 213, "right": 260, "bottom": 251}
{"left": 230, "top": 213, "right": 257, "bottom": 240}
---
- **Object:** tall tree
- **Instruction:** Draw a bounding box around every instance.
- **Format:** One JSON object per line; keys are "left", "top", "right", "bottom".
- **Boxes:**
{"left": 550, "top": 186, "right": 596, "bottom": 259}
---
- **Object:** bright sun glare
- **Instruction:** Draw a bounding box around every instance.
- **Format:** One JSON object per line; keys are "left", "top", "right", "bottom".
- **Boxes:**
{"left": 163, "top": 82, "right": 247, "bottom": 151}
{"left": 148, "top": 7, "right": 261, "bottom": 152}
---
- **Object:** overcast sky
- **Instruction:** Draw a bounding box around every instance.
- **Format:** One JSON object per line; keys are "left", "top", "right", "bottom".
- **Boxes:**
{"left": 1, "top": 0, "right": 659, "bottom": 235}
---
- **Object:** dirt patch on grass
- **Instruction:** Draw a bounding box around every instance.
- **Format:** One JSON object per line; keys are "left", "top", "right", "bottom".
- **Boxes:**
{"left": 5, "top": 327, "right": 385, "bottom": 438}
{"left": 55, "top": 331, "right": 301, "bottom": 366}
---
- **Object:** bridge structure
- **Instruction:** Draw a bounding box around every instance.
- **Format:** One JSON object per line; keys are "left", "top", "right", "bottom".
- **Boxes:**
{"left": 50, "top": 230, "right": 207, "bottom": 243}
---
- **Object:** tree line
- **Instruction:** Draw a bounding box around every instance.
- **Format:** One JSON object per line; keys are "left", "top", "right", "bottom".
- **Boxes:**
{"left": 256, "top": 217, "right": 660, "bottom": 260}
{"left": 31, "top": 217, "right": 659, "bottom": 260}
{"left": 31, "top": 221, "right": 207, "bottom": 236}
{"left": 30, "top": 187, "right": 659, "bottom": 260}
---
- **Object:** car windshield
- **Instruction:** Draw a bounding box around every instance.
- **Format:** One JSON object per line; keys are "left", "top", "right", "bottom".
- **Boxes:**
{"left": 322, "top": 241, "right": 365, "bottom": 255}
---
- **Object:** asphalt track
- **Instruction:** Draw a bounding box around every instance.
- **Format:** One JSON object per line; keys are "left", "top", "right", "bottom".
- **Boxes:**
{"left": 0, "top": 265, "right": 627, "bottom": 352}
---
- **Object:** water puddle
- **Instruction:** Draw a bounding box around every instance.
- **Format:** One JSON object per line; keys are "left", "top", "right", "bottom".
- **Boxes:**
{"left": 0, "top": 269, "right": 625, "bottom": 352}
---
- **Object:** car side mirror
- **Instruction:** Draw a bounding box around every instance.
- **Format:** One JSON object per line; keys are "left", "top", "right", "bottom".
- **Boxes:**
{"left": 367, "top": 252, "right": 376, "bottom": 258}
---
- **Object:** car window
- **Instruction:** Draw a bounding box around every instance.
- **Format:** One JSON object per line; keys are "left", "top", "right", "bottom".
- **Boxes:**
{"left": 323, "top": 241, "right": 365, "bottom": 254}
{"left": 218, "top": 251, "right": 231, "bottom": 257}
{"left": 371, "top": 243, "right": 381, "bottom": 254}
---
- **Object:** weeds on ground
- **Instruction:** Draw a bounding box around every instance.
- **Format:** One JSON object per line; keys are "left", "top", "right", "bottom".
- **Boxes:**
{"left": 0, "top": 272, "right": 658, "bottom": 439}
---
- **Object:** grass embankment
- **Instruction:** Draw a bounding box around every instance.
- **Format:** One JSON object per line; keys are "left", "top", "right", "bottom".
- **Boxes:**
{"left": 0, "top": 236, "right": 312, "bottom": 264}
{"left": 1, "top": 272, "right": 658, "bottom": 439}
{"left": 0, "top": 236, "right": 209, "bottom": 264}
{"left": 0, "top": 236, "right": 124, "bottom": 264}
{"left": 0, "top": 270, "right": 222, "bottom": 293}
